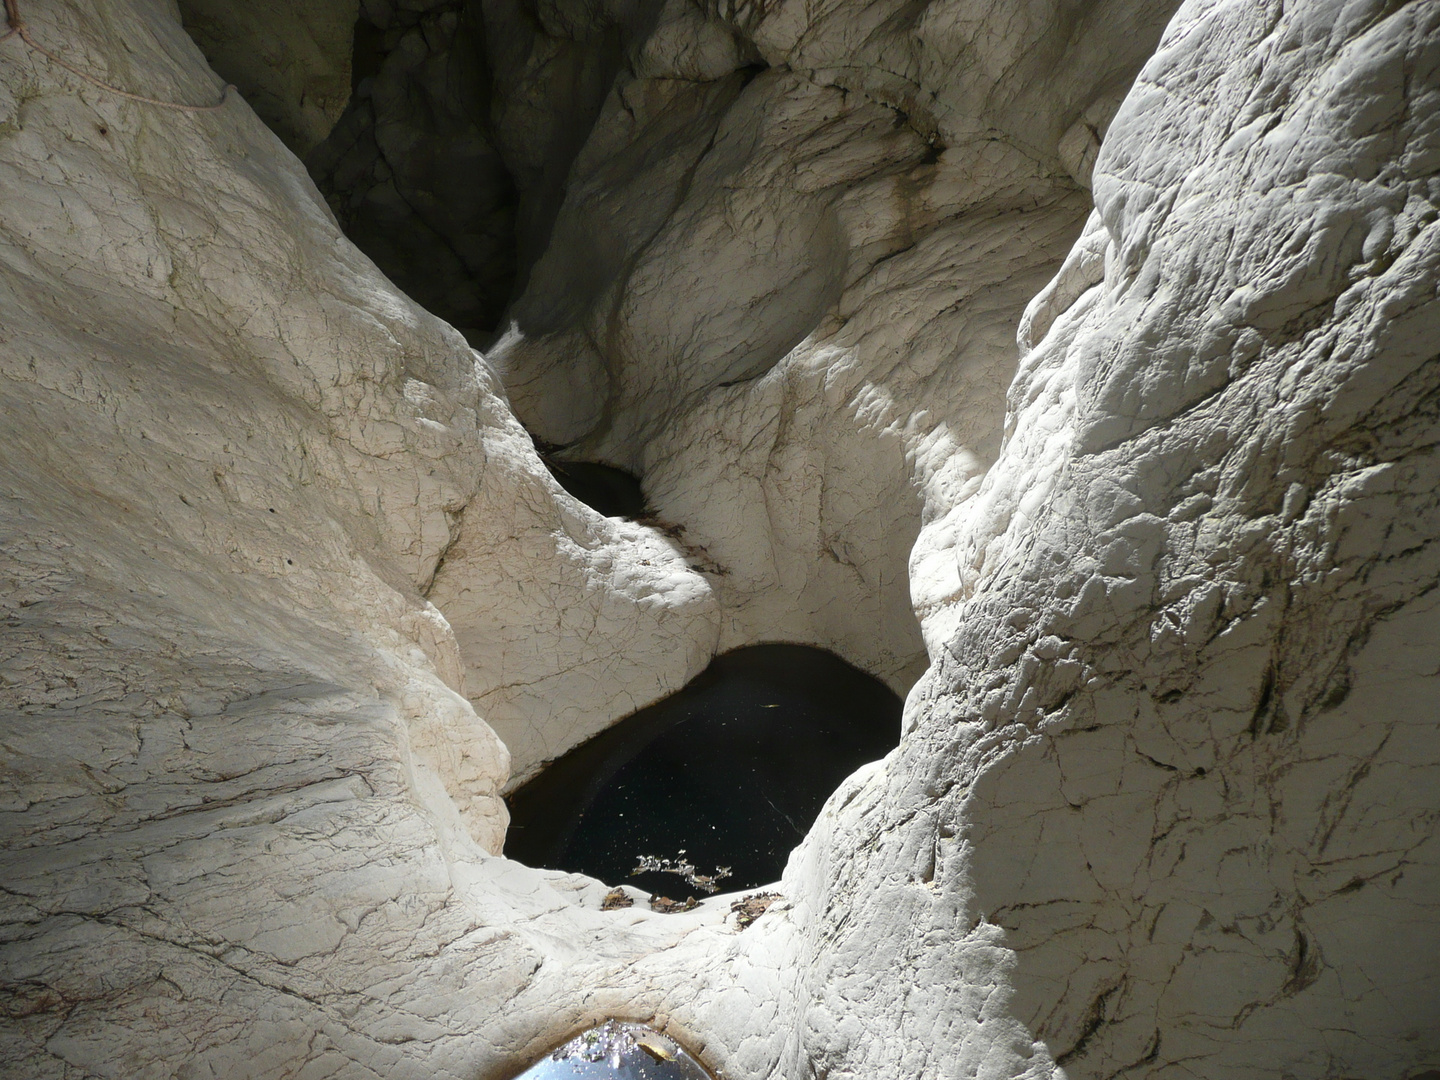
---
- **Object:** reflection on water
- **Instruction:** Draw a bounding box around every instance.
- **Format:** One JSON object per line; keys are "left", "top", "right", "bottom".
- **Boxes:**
{"left": 516, "top": 1021, "right": 712, "bottom": 1079}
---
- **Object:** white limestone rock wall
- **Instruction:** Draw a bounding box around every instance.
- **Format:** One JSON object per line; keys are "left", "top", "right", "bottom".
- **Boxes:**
{"left": 426, "top": 456, "right": 719, "bottom": 783}
{"left": 493, "top": 0, "right": 1182, "bottom": 698}
{"left": 7, "top": 0, "right": 721, "bottom": 793}
{"left": 753, "top": 0, "right": 1440, "bottom": 1076}
{"left": 1, "top": 0, "right": 1437, "bottom": 1078}
{"left": 0, "top": 4, "right": 720, "bottom": 1075}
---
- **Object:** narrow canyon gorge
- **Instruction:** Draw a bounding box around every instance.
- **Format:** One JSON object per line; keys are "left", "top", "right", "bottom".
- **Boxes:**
{"left": 0, "top": 0, "right": 1437, "bottom": 1077}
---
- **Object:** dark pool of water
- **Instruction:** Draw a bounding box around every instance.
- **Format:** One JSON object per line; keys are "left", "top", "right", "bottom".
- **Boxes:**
{"left": 504, "top": 644, "right": 901, "bottom": 895}
{"left": 547, "top": 459, "right": 648, "bottom": 519}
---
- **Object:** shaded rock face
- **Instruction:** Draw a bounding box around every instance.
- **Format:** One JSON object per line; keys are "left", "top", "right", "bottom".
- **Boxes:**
{"left": 306, "top": 0, "right": 519, "bottom": 335}
{"left": 0, "top": 2, "right": 1437, "bottom": 1080}
{"left": 176, "top": 0, "right": 360, "bottom": 155}
{"left": 294, "top": 0, "right": 707, "bottom": 338}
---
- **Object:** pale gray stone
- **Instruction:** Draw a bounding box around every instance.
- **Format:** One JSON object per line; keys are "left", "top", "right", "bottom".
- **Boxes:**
{"left": 0, "top": 0, "right": 1435, "bottom": 1078}
{"left": 176, "top": 0, "right": 358, "bottom": 155}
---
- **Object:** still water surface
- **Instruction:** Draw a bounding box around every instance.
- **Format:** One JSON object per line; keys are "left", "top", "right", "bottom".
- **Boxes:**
{"left": 505, "top": 644, "right": 902, "bottom": 894}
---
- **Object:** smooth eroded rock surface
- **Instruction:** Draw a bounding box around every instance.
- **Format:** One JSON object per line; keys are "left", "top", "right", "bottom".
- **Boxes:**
{"left": 1, "top": 0, "right": 1436, "bottom": 1078}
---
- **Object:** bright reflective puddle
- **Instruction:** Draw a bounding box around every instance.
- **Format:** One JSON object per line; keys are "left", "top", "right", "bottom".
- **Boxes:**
{"left": 515, "top": 1021, "right": 712, "bottom": 1079}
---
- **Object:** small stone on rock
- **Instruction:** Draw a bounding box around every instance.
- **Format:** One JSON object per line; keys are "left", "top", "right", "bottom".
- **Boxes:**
{"left": 729, "top": 892, "right": 780, "bottom": 930}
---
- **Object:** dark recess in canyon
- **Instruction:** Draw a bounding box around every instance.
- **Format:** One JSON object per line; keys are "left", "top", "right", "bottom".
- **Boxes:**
{"left": 505, "top": 644, "right": 903, "bottom": 894}
{"left": 544, "top": 457, "right": 650, "bottom": 518}
{"left": 304, "top": 0, "right": 675, "bottom": 339}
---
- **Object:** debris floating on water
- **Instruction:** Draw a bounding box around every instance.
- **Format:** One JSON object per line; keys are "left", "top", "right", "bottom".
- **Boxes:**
{"left": 515, "top": 1020, "right": 713, "bottom": 1078}
{"left": 631, "top": 854, "right": 732, "bottom": 894}
{"left": 505, "top": 644, "right": 902, "bottom": 892}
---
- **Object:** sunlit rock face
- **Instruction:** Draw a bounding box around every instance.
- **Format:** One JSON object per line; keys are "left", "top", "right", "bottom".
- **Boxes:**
{"left": 490, "top": 0, "right": 1186, "bottom": 700}
{"left": 0, "top": 0, "right": 1437, "bottom": 1079}
{"left": 217, "top": 0, "right": 1185, "bottom": 714}
{"left": 766, "top": 2, "right": 1440, "bottom": 1075}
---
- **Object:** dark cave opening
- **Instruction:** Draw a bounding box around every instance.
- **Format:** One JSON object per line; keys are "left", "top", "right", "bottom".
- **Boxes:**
{"left": 504, "top": 644, "right": 903, "bottom": 896}
{"left": 545, "top": 457, "right": 650, "bottom": 519}
{"left": 302, "top": 0, "right": 665, "bottom": 340}
{"left": 348, "top": 15, "right": 385, "bottom": 93}
{"left": 306, "top": 2, "right": 519, "bottom": 336}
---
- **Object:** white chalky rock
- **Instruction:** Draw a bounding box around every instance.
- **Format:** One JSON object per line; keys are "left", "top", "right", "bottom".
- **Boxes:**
{"left": 498, "top": 0, "right": 1181, "bottom": 697}
{"left": 0, "top": 3, "right": 715, "bottom": 1074}
{"left": 0, "top": 0, "right": 1437, "bottom": 1078}
{"left": 750, "top": 1, "right": 1440, "bottom": 1076}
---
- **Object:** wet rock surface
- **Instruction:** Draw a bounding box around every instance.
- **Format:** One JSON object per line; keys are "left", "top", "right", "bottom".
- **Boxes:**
{"left": 505, "top": 644, "right": 901, "bottom": 893}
